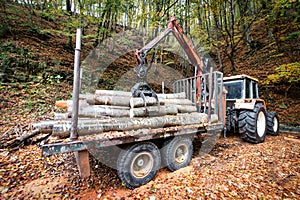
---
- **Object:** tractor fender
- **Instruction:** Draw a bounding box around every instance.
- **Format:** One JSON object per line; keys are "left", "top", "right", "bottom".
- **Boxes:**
{"left": 234, "top": 99, "right": 266, "bottom": 110}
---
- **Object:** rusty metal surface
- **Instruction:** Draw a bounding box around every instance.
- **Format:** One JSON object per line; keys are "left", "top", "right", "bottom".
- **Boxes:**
{"left": 41, "top": 123, "right": 212, "bottom": 156}
{"left": 74, "top": 150, "right": 90, "bottom": 178}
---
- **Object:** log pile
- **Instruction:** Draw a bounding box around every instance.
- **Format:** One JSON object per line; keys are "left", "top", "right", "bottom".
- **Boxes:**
{"left": 34, "top": 90, "right": 204, "bottom": 138}
{"left": 55, "top": 90, "right": 196, "bottom": 119}
{"left": 36, "top": 112, "right": 207, "bottom": 138}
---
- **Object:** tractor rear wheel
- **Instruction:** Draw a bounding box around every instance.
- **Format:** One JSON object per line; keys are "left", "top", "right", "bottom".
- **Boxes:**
{"left": 267, "top": 112, "right": 279, "bottom": 136}
{"left": 238, "top": 103, "right": 267, "bottom": 143}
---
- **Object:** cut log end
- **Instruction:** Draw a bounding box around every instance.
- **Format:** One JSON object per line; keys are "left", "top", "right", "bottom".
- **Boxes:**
{"left": 55, "top": 100, "right": 68, "bottom": 108}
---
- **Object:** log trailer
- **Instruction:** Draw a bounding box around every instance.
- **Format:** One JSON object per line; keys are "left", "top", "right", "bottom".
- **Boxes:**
{"left": 36, "top": 16, "right": 279, "bottom": 189}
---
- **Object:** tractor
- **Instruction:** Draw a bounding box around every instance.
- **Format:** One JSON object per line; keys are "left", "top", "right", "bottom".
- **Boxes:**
{"left": 223, "top": 74, "right": 280, "bottom": 143}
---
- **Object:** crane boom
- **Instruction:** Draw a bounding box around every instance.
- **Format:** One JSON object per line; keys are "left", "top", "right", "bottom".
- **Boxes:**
{"left": 135, "top": 15, "right": 204, "bottom": 80}
{"left": 132, "top": 15, "right": 204, "bottom": 106}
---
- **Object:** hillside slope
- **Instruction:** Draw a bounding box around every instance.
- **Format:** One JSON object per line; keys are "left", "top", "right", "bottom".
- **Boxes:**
{"left": 0, "top": 2, "right": 299, "bottom": 199}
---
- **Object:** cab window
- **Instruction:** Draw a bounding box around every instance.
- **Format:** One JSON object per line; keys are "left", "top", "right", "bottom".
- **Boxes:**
{"left": 246, "top": 79, "right": 252, "bottom": 98}
{"left": 252, "top": 82, "right": 258, "bottom": 98}
{"left": 224, "top": 80, "right": 244, "bottom": 99}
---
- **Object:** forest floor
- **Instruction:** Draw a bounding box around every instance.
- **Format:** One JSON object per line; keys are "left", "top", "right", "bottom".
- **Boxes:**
{"left": 0, "top": 132, "right": 299, "bottom": 199}
{"left": 0, "top": 2, "right": 300, "bottom": 200}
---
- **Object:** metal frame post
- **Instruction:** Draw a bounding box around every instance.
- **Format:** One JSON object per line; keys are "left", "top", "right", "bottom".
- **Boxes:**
{"left": 70, "top": 29, "right": 82, "bottom": 140}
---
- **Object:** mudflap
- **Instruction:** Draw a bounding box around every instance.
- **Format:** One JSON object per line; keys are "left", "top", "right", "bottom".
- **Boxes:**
{"left": 199, "top": 123, "right": 223, "bottom": 156}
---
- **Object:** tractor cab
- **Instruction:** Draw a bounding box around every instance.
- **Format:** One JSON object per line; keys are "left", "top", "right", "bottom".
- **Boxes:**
{"left": 223, "top": 74, "right": 260, "bottom": 109}
{"left": 223, "top": 74, "right": 259, "bottom": 100}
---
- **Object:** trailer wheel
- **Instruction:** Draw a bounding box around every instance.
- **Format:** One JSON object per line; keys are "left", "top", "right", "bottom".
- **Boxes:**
{"left": 161, "top": 137, "right": 193, "bottom": 171}
{"left": 238, "top": 103, "right": 267, "bottom": 143}
{"left": 267, "top": 112, "right": 279, "bottom": 136}
{"left": 117, "top": 142, "right": 161, "bottom": 189}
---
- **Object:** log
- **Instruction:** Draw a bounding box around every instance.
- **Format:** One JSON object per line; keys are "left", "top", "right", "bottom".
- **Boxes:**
{"left": 87, "top": 105, "right": 130, "bottom": 110}
{"left": 59, "top": 92, "right": 188, "bottom": 108}
{"left": 93, "top": 96, "right": 131, "bottom": 107}
{"left": 157, "top": 92, "right": 186, "bottom": 99}
{"left": 175, "top": 105, "right": 197, "bottom": 113}
{"left": 55, "top": 100, "right": 68, "bottom": 108}
{"left": 54, "top": 112, "right": 69, "bottom": 120}
{"left": 56, "top": 100, "right": 89, "bottom": 109}
{"left": 88, "top": 90, "right": 132, "bottom": 105}
{"left": 95, "top": 90, "right": 132, "bottom": 97}
{"left": 56, "top": 105, "right": 130, "bottom": 118}
{"left": 51, "top": 112, "right": 208, "bottom": 137}
{"left": 33, "top": 121, "right": 56, "bottom": 133}
{"left": 77, "top": 105, "right": 130, "bottom": 117}
{"left": 130, "top": 97, "right": 165, "bottom": 108}
{"left": 79, "top": 94, "right": 94, "bottom": 100}
{"left": 164, "top": 98, "right": 194, "bottom": 106}
{"left": 34, "top": 118, "right": 112, "bottom": 132}
{"left": 130, "top": 105, "right": 178, "bottom": 118}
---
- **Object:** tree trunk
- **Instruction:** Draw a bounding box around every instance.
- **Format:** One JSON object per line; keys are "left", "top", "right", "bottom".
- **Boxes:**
{"left": 77, "top": 105, "right": 130, "bottom": 117}
{"left": 157, "top": 92, "right": 186, "bottom": 99}
{"left": 56, "top": 100, "right": 89, "bottom": 109}
{"left": 93, "top": 96, "right": 131, "bottom": 107}
{"left": 95, "top": 90, "right": 131, "bottom": 97}
{"left": 49, "top": 112, "right": 208, "bottom": 137}
{"left": 164, "top": 98, "right": 193, "bottom": 105}
{"left": 130, "top": 96, "right": 165, "bottom": 108}
{"left": 175, "top": 105, "right": 197, "bottom": 113}
{"left": 130, "top": 105, "right": 178, "bottom": 118}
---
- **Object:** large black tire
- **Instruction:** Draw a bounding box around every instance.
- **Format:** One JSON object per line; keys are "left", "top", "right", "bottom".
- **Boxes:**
{"left": 238, "top": 103, "right": 267, "bottom": 143}
{"left": 161, "top": 137, "right": 193, "bottom": 171}
{"left": 267, "top": 112, "right": 280, "bottom": 136}
{"left": 117, "top": 142, "right": 161, "bottom": 189}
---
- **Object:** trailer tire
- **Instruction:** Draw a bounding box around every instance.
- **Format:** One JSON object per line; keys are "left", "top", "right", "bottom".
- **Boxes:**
{"left": 238, "top": 103, "right": 267, "bottom": 143}
{"left": 117, "top": 142, "right": 161, "bottom": 189}
{"left": 161, "top": 136, "right": 193, "bottom": 172}
{"left": 267, "top": 112, "right": 279, "bottom": 136}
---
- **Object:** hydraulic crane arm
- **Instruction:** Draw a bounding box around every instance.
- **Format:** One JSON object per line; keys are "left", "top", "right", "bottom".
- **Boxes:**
{"left": 135, "top": 15, "right": 204, "bottom": 80}
{"left": 132, "top": 15, "right": 204, "bottom": 107}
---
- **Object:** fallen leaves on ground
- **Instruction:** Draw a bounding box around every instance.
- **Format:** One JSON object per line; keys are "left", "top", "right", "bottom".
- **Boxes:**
{"left": 0, "top": 133, "right": 299, "bottom": 199}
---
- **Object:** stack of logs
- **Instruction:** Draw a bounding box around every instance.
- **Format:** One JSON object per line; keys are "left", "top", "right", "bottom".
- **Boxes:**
{"left": 34, "top": 90, "right": 208, "bottom": 138}
{"left": 55, "top": 90, "right": 197, "bottom": 119}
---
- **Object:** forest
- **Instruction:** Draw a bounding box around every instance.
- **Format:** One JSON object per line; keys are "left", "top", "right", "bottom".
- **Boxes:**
{"left": 0, "top": 0, "right": 300, "bottom": 199}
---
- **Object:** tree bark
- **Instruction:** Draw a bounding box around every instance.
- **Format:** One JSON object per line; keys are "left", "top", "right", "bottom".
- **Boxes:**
{"left": 130, "top": 105, "right": 178, "bottom": 118}
{"left": 94, "top": 90, "right": 132, "bottom": 97}
{"left": 175, "top": 105, "right": 197, "bottom": 113}
{"left": 130, "top": 96, "right": 165, "bottom": 108}
{"left": 56, "top": 100, "right": 89, "bottom": 109}
{"left": 157, "top": 92, "right": 186, "bottom": 99}
{"left": 164, "top": 98, "right": 194, "bottom": 106}
{"left": 77, "top": 105, "right": 130, "bottom": 118}
{"left": 93, "top": 95, "right": 131, "bottom": 107}
{"left": 49, "top": 113, "right": 208, "bottom": 137}
{"left": 54, "top": 113, "right": 69, "bottom": 120}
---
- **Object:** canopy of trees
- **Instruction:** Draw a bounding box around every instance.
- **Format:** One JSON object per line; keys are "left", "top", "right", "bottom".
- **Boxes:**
{"left": 2, "top": 0, "right": 299, "bottom": 74}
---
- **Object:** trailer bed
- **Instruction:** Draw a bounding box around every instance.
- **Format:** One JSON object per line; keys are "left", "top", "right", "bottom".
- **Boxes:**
{"left": 40, "top": 114, "right": 223, "bottom": 156}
